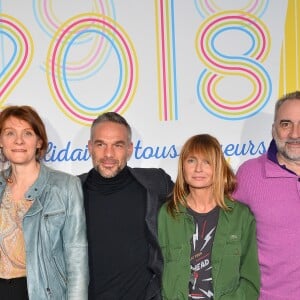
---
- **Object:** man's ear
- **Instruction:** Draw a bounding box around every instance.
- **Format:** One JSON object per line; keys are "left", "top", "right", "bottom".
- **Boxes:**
{"left": 88, "top": 140, "right": 92, "bottom": 155}
{"left": 127, "top": 142, "right": 133, "bottom": 160}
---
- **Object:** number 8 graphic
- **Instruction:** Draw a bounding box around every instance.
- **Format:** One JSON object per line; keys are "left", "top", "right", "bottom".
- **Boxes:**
{"left": 195, "top": 11, "right": 272, "bottom": 120}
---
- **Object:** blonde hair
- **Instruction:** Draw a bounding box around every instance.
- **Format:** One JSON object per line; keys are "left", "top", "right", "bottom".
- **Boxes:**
{"left": 167, "top": 134, "right": 236, "bottom": 216}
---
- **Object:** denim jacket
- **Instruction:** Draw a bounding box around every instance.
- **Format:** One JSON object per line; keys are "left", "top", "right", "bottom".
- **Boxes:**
{"left": 0, "top": 163, "right": 89, "bottom": 299}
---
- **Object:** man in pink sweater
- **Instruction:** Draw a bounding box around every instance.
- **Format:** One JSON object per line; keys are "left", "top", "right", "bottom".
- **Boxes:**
{"left": 233, "top": 91, "right": 300, "bottom": 300}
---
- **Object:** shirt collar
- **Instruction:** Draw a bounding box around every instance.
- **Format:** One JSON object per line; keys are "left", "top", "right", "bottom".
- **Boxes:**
{"left": 267, "top": 139, "right": 278, "bottom": 163}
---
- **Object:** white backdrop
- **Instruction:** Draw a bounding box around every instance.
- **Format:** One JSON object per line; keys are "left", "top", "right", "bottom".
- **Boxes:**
{"left": 1, "top": 1, "right": 297, "bottom": 179}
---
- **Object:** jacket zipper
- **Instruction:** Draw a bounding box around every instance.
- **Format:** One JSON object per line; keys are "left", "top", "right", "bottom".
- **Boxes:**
{"left": 43, "top": 213, "right": 58, "bottom": 297}
{"left": 53, "top": 256, "right": 67, "bottom": 285}
{"left": 44, "top": 212, "right": 67, "bottom": 290}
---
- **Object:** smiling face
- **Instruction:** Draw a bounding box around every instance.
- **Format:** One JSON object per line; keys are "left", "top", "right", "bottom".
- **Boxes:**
{"left": 88, "top": 121, "right": 133, "bottom": 178}
{"left": 183, "top": 153, "right": 214, "bottom": 191}
{"left": 0, "top": 116, "right": 42, "bottom": 166}
{"left": 272, "top": 99, "right": 300, "bottom": 164}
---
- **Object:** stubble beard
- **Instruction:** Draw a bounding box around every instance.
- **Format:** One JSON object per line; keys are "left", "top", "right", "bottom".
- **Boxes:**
{"left": 94, "top": 158, "right": 124, "bottom": 178}
{"left": 274, "top": 134, "right": 300, "bottom": 162}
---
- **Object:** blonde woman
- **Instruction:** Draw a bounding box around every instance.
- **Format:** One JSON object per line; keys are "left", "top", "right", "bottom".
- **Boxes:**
{"left": 158, "top": 134, "right": 260, "bottom": 300}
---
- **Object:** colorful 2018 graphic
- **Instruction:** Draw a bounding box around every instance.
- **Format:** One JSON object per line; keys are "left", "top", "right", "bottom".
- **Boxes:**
{"left": 33, "top": 0, "right": 117, "bottom": 81}
{"left": 195, "top": 9, "right": 272, "bottom": 120}
{"left": 0, "top": 14, "right": 33, "bottom": 104}
{"left": 1, "top": 1, "right": 298, "bottom": 125}
{"left": 155, "top": 0, "right": 178, "bottom": 121}
{"left": 46, "top": 13, "right": 138, "bottom": 126}
{"left": 194, "top": 0, "right": 270, "bottom": 18}
{"left": 33, "top": 0, "right": 116, "bottom": 39}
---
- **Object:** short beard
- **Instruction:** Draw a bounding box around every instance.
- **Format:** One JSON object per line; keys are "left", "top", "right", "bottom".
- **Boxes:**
{"left": 95, "top": 163, "right": 123, "bottom": 178}
{"left": 274, "top": 137, "right": 300, "bottom": 162}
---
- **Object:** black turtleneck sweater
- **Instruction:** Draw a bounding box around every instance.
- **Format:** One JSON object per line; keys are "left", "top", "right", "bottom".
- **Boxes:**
{"left": 83, "top": 166, "right": 152, "bottom": 300}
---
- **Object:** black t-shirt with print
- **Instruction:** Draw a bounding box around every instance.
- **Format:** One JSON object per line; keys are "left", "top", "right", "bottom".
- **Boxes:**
{"left": 187, "top": 206, "right": 220, "bottom": 300}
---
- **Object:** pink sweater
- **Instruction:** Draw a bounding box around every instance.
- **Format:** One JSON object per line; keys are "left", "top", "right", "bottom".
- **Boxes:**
{"left": 234, "top": 153, "right": 300, "bottom": 300}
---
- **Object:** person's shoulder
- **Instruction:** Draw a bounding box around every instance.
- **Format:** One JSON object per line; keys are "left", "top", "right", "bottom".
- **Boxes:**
{"left": 239, "top": 153, "right": 266, "bottom": 167}
{"left": 129, "top": 166, "right": 169, "bottom": 176}
{"left": 231, "top": 199, "right": 250, "bottom": 210}
{"left": 77, "top": 171, "right": 90, "bottom": 184}
{"left": 159, "top": 201, "right": 169, "bottom": 213}
{"left": 129, "top": 166, "right": 172, "bottom": 184}
{"left": 77, "top": 168, "right": 95, "bottom": 183}
{"left": 228, "top": 198, "right": 253, "bottom": 217}
{"left": 129, "top": 166, "right": 173, "bottom": 194}
{"left": 236, "top": 153, "right": 267, "bottom": 175}
{"left": 43, "top": 164, "right": 80, "bottom": 183}
{"left": 158, "top": 200, "right": 176, "bottom": 222}
{"left": 130, "top": 166, "right": 171, "bottom": 180}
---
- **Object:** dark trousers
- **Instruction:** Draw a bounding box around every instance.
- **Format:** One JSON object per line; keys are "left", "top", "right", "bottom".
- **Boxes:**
{"left": 0, "top": 277, "right": 29, "bottom": 300}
